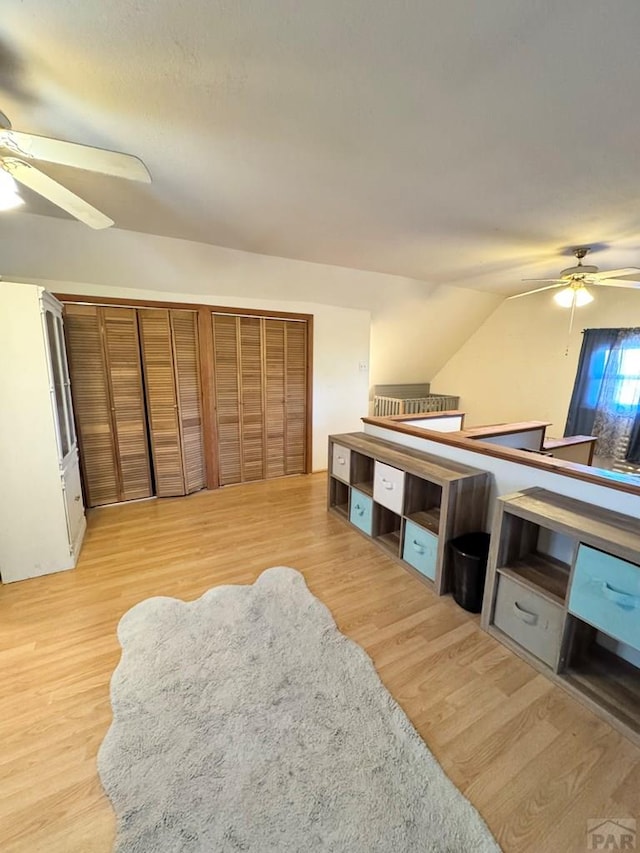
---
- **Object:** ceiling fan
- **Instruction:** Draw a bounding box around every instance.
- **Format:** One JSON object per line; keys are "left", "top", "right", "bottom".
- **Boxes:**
{"left": 509, "top": 247, "right": 640, "bottom": 307}
{"left": 0, "top": 110, "right": 151, "bottom": 229}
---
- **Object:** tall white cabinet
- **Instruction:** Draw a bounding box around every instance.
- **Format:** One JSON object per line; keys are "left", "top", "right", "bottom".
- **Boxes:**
{"left": 0, "top": 282, "right": 86, "bottom": 583}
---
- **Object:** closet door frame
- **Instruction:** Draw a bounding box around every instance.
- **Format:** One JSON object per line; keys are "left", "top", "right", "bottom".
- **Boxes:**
{"left": 59, "top": 294, "right": 314, "bottom": 490}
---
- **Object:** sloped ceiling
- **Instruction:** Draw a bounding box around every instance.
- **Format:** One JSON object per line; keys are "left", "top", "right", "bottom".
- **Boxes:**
{"left": 2, "top": 1, "right": 640, "bottom": 294}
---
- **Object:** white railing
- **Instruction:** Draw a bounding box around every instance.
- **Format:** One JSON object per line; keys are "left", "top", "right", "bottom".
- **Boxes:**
{"left": 373, "top": 394, "right": 460, "bottom": 417}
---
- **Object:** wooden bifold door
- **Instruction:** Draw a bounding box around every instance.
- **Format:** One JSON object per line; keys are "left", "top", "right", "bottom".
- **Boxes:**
{"left": 64, "top": 301, "right": 310, "bottom": 506}
{"left": 137, "top": 309, "right": 205, "bottom": 497}
{"left": 64, "top": 305, "right": 152, "bottom": 506}
{"left": 212, "top": 314, "right": 308, "bottom": 485}
{"left": 65, "top": 304, "right": 205, "bottom": 507}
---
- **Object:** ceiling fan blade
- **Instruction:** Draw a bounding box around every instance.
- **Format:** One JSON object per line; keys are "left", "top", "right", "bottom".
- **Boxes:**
{"left": 0, "top": 129, "right": 151, "bottom": 183}
{"left": 508, "top": 283, "right": 565, "bottom": 299}
{"left": 594, "top": 268, "right": 640, "bottom": 280}
{"left": 521, "top": 278, "right": 564, "bottom": 283}
{"left": 590, "top": 280, "right": 640, "bottom": 290}
{"left": 5, "top": 158, "right": 113, "bottom": 229}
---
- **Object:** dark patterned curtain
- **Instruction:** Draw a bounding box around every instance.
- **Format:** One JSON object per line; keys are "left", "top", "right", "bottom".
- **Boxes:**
{"left": 565, "top": 328, "right": 640, "bottom": 461}
{"left": 564, "top": 328, "right": 618, "bottom": 437}
{"left": 625, "top": 406, "right": 640, "bottom": 464}
{"left": 591, "top": 329, "right": 640, "bottom": 458}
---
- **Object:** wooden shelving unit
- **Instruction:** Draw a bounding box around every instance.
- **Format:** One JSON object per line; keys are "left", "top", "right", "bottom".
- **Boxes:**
{"left": 482, "top": 487, "right": 640, "bottom": 744}
{"left": 497, "top": 554, "right": 569, "bottom": 606}
{"left": 329, "top": 478, "right": 349, "bottom": 519}
{"left": 405, "top": 507, "right": 441, "bottom": 536}
{"left": 327, "top": 432, "right": 490, "bottom": 595}
{"left": 377, "top": 530, "right": 402, "bottom": 556}
{"left": 565, "top": 642, "right": 640, "bottom": 734}
{"left": 351, "top": 450, "right": 374, "bottom": 496}
{"left": 373, "top": 503, "right": 402, "bottom": 554}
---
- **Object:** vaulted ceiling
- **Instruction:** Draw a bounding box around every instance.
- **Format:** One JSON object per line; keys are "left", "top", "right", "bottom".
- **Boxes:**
{"left": 2, "top": 1, "right": 640, "bottom": 294}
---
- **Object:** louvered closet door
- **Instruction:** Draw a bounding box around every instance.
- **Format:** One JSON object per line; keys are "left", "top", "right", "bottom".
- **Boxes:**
{"left": 102, "top": 308, "right": 152, "bottom": 501}
{"left": 138, "top": 309, "right": 185, "bottom": 496}
{"left": 284, "top": 321, "right": 307, "bottom": 474}
{"left": 264, "top": 320, "right": 286, "bottom": 478}
{"left": 212, "top": 314, "right": 308, "bottom": 485}
{"left": 138, "top": 309, "right": 205, "bottom": 496}
{"left": 239, "top": 317, "right": 265, "bottom": 481}
{"left": 171, "top": 311, "right": 206, "bottom": 493}
{"left": 212, "top": 315, "right": 242, "bottom": 485}
{"left": 65, "top": 305, "right": 152, "bottom": 506}
{"left": 64, "top": 304, "right": 119, "bottom": 507}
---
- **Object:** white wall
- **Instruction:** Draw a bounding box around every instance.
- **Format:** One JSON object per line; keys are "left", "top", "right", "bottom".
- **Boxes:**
{"left": 431, "top": 286, "right": 640, "bottom": 434}
{"left": 0, "top": 283, "right": 80, "bottom": 582}
{"left": 367, "top": 283, "right": 500, "bottom": 389}
{"left": 0, "top": 213, "right": 501, "bottom": 466}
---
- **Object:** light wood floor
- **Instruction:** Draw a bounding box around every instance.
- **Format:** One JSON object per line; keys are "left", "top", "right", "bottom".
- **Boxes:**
{"left": 1, "top": 473, "right": 638, "bottom": 852}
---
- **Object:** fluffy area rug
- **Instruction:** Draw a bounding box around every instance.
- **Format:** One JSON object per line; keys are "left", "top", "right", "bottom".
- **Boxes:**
{"left": 98, "top": 566, "right": 501, "bottom": 852}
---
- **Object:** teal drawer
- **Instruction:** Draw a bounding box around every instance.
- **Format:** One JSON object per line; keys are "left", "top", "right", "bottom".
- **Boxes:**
{"left": 403, "top": 519, "right": 438, "bottom": 580}
{"left": 568, "top": 544, "right": 640, "bottom": 650}
{"left": 349, "top": 489, "right": 373, "bottom": 535}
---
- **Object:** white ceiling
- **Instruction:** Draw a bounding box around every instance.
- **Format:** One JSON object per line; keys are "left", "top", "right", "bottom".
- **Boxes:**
{"left": 3, "top": 1, "right": 640, "bottom": 295}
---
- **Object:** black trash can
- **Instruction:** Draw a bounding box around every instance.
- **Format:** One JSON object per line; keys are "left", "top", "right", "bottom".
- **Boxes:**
{"left": 450, "top": 532, "right": 491, "bottom": 613}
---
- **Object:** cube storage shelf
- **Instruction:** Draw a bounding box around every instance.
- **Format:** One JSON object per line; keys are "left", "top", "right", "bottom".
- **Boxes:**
{"left": 327, "top": 433, "right": 490, "bottom": 594}
{"left": 482, "top": 487, "right": 640, "bottom": 744}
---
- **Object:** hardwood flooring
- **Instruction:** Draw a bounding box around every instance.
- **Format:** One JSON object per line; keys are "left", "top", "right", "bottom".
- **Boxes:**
{"left": 1, "top": 473, "right": 638, "bottom": 852}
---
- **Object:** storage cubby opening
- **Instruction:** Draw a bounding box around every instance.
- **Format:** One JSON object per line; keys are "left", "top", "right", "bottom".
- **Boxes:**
{"left": 330, "top": 478, "right": 349, "bottom": 519}
{"left": 563, "top": 617, "right": 640, "bottom": 735}
{"left": 403, "top": 474, "right": 442, "bottom": 535}
{"left": 373, "top": 503, "right": 402, "bottom": 556}
{"left": 498, "top": 514, "right": 571, "bottom": 604}
{"left": 351, "top": 451, "right": 374, "bottom": 496}
{"left": 536, "top": 527, "right": 575, "bottom": 565}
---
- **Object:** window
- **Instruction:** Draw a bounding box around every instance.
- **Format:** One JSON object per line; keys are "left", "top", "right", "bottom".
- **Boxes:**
{"left": 583, "top": 346, "right": 610, "bottom": 409}
{"left": 565, "top": 328, "right": 640, "bottom": 462}
{"left": 616, "top": 347, "right": 640, "bottom": 407}
{"left": 582, "top": 344, "right": 640, "bottom": 410}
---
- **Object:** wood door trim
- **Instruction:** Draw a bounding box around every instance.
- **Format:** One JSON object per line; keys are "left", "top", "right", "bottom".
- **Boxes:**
{"left": 56, "top": 293, "right": 313, "bottom": 322}
{"left": 283, "top": 322, "right": 290, "bottom": 475}
{"left": 305, "top": 315, "right": 313, "bottom": 474}
{"left": 260, "top": 318, "right": 268, "bottom": 481}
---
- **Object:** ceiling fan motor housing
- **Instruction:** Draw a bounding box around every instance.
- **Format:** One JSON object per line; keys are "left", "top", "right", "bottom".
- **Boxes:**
{"left": 560, "top": 264, "right": 598, "bottom": 277}
{"left": 560, "top": 247, "right": 598, "bottom": 278}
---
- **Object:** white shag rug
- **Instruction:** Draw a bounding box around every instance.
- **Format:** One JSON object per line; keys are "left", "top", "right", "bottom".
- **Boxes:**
{"left": 98, "top": 567, "right": 501, "bottom": 852}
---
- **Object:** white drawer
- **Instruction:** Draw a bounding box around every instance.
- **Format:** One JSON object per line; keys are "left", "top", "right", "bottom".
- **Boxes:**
{"left": 331, "top": 443, "right": 351, "bottom": 483}
{"left": 373, "top": 461, "right": 405, "bottom": 515}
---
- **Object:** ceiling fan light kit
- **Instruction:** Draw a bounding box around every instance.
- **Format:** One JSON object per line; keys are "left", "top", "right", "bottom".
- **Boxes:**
{"left": 0, "top": 167, "right": 24, "bottom": 211}
{"left": 0, "top": 110, "right": 151, "bottom": 229}
{"left": 553, "top": 283, "right": 594, "bottom": 308}
{"left": 572, "top": 285, "right": 594, "bottom": 307}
